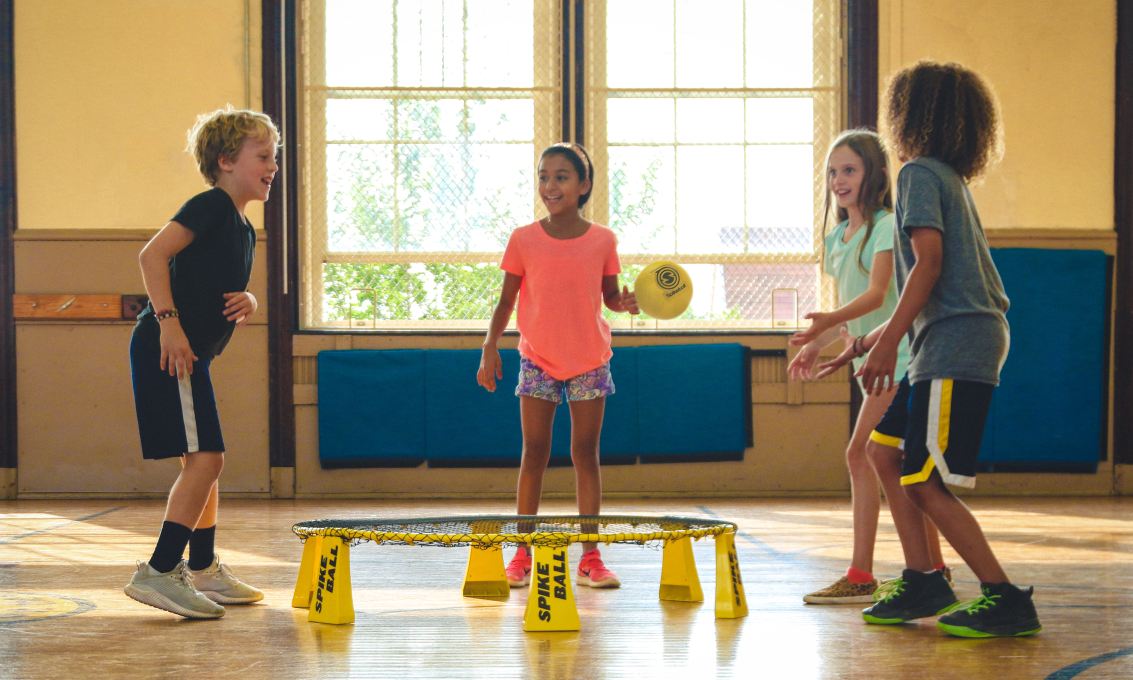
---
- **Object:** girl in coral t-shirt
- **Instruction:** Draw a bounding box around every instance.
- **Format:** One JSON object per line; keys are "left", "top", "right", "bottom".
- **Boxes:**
{"left": 478, "top": 143, "right": 639, "bottom": 590}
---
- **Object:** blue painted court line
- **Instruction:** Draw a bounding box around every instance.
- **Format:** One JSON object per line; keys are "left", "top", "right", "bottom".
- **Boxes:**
{"left": 0, "top": 506, "right": 126, "bottom": 545}
{"left": 1045, "top": 647, "right": 1133, "bottom": 679}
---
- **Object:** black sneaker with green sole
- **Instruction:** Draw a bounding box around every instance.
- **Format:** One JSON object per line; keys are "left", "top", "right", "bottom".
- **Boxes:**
{"left": 862, "top": 569, "right": 959, "bottom": 624}
{"left": 936, "top": 583, "right": 1042, "bottom": 637}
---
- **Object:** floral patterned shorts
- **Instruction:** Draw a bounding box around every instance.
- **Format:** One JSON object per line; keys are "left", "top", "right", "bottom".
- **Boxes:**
{"left": 515, "top": 356, "right": 615, "bottom": 403}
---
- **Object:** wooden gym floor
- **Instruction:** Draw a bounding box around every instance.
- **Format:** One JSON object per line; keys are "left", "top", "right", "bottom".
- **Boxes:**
{"left": 1, "top": 497, "right": 1131, "bottom": 679}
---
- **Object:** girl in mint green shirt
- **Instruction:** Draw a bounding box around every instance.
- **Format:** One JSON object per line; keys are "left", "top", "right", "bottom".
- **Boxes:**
{"left": 788, "top": 130, "right": 945, "bottom": 604}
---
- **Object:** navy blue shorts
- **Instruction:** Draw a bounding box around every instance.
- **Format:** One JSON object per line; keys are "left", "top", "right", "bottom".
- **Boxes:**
{"left": 130, "top": 326, "right": 225, "bottom": 460}
{"left": 870, "top": 375, "right": 994, "bottom": 489}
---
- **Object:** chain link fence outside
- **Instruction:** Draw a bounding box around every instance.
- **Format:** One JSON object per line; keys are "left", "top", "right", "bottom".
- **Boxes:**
{"left": 299, "top": 0, "right": 842, "bottom": 330}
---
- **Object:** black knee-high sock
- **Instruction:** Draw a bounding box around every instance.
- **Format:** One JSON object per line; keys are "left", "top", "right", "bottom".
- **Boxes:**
{"left": 188, "top": 526, "right": 217, "bottom": 570}
{"left": 149, "top": 521, "right": 194, "bottom": 573}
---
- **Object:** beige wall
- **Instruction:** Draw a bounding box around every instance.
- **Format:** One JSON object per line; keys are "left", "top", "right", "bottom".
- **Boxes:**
{"left": 879, "top": 0, "right": 1115, "bottom": 230}
{"left": 13, "top": 233, "right": 271, "bottom": 496}
{"left": 14, "top": 0, "right": 264, "bottom": 230}
{"left": 8, "top": 1, "right": 1122, "bottom": 497}
{"left": 11, "top": 1, "right": 270, "bottom": 496}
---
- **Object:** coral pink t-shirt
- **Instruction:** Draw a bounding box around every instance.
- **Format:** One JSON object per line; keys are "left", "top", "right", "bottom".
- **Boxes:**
{"left": 500, "top": 221, "right": 621, "bottom": 380}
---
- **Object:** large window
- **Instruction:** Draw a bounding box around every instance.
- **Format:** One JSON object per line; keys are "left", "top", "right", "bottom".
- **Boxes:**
{"left": 298, "top": 0, "right": 841, "bottom": 330}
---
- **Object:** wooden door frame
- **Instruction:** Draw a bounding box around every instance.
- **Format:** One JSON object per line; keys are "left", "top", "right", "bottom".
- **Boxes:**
{"left": 1, "top": 0, "right": 17, "bottom": 472}
{"left": 1114, "top": 0, "right": 1133, "bottom": 464}
{"left": 263, "top": 0, "right": 297, "bottom": 471}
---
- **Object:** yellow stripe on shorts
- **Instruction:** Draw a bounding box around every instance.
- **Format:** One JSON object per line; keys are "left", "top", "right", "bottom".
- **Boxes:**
{"left": 937, "top": 379, "right": 952, "bottom": 457}
{"left": 901, "top": 455, "right": 935, "bottom": 486}
{"left": 869, "top": 430, "right": 903, "bottom": 448}
{"left": 901, "top": 378, "right": 953, "bottom": 486}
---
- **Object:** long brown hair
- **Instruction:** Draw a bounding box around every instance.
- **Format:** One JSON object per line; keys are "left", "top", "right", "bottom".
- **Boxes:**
{"left": 883, "top": 61, "right": 1002, "bottom": 181}
{"left": 820, "top": 129, "right": 893, "bottom": 276}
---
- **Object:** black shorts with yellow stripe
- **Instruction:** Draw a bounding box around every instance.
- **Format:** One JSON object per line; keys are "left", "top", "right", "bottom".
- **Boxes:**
{"left": 869, "top": 375, "right": 994, "bottom": 489}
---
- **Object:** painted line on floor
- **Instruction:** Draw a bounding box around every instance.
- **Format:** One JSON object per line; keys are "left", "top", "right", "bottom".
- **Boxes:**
{"left": 0, "top": 593, "right": 97, "bottom": 625}
{"left": 0, "top": 506, "right": 126, "bottom": 545}
{"left": 695, "top": 505, "right": 800, "bottom": 563}
{"left": 1045, "top": 647, "right": 1133, "bottom": 679}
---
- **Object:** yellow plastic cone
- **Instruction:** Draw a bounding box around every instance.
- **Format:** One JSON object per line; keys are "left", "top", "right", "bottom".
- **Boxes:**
{"left": 523, "top": 545, "right": 580, "bottom": 632}
{"left": 291, "top": 534, "right": 323, "bottom": 608}
{"left": 308, "top": 536, "right": 355, "bottom": 625}
{"left": 462, "top": 545, "right": 510, "bottom": 598}
{"left": 714, "top": 532, "right": 748, "bottom": 619}
{"left": 659, "top": 536, "right": 704, "bottom": 602}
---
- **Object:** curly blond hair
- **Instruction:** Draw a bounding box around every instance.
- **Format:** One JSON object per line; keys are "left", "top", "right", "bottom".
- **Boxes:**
{"left": 883, "top": 61, "right": 1002, "bottom": 181}
{"left": 187, "top": 108, "right": 281, "bottom": 186}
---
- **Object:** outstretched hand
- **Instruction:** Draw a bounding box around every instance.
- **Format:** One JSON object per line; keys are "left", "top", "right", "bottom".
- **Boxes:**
{"left": 786, "top": 343, "right": 821, "bottom": 382}
{"left": 812, "top": 327, "right": 858, "bottom": 380}
{"left": 790, "top": 311, "right": 837, "bottom": 346}
{"left": 856, "top": 337, "right": 898, "bottom": 396}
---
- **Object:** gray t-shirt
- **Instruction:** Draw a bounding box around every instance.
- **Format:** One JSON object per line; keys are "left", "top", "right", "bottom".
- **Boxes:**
{"left": 894, "top": 158, "right": 1010, "bottom": 385}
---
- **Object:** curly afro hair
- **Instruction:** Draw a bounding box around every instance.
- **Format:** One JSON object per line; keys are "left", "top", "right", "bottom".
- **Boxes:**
{"left": 883, "top": 61, "right": 1002, "bottom": 181}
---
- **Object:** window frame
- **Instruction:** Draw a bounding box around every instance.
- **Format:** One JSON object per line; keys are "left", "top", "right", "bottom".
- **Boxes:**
{"left": 273, "top": 0, "right": 878, "bottom": 337}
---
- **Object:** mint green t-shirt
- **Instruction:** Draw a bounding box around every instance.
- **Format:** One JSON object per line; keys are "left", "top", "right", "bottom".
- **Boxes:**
{"left": 823, "top": 210, "right": 911, "bottom": 380}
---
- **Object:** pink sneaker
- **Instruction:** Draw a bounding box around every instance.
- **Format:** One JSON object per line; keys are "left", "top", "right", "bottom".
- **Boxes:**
{"left": 577, "top": 549, "right": 621, "bottom": 588}
{"left": 505, "top": 548, "right": 532, "bottom": 587}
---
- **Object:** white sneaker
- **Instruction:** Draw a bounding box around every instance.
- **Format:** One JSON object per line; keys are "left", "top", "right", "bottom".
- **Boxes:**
{"left": 188, "top": 554, "right": 264, "bottom": 604}
{"left": 124, "top": 561, "right": 226, "bottom": 619}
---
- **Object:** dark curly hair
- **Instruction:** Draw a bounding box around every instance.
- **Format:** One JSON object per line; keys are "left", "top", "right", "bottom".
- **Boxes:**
{"left": 883, "top": 61, "right": 1002, "bottom": 181}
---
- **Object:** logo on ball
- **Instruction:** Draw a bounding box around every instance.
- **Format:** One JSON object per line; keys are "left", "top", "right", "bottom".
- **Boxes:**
{"left": 654, "top": 266, "right": 681, "bottom": 290}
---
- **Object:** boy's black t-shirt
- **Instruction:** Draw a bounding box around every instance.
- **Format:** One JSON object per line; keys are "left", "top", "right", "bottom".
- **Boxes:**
{"left": 137, "top": 188, "right": 257, "bottom": 359}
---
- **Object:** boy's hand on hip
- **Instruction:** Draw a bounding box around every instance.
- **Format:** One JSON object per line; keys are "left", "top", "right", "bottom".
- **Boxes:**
{"left": 223, "top": 291, "right": 257, "bottom": 326}
{"left": 159, "top": 319, "right": 198, "bottom": 379}
{"left": 478, "top": 345, "right": 503, "bottom": 392}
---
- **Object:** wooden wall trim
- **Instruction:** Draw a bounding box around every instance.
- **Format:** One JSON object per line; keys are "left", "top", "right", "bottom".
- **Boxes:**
{"left": 846, "top": 0, "right": 879, "bottom": 130}
{"left": 263, "top": 0, "right": 296, "bottom": 469}
{"left": 12, "top": 229, "right": 268, "bottom": 242}
{"left": 0, "top": 0, "right": 15, "bottom": 469}
{"left": 1115, "top": 0, "right": 1133, "bottom": 465}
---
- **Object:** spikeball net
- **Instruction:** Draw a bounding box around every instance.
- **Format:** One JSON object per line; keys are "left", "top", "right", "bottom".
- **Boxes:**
{"left": 292, "top": 515, "right": 737, "bottom": 550}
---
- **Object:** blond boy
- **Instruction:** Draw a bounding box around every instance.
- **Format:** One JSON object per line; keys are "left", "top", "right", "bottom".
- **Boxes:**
{"left": 124, "top": 109, "right": 278, "bottom": 618}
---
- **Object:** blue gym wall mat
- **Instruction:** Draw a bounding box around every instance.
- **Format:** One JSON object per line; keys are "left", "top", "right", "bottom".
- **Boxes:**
{"left": 978, "top": 248, "right": 1107, "bottom": 471}
{"left": 424, "top": 349, "right": 523, "bottom": 467}
{"left": 318, "top": 349, "right": 427, "bottom": 468}
{"left": 317, "top": 343, "right": 749, "bottom": 468}
{"left": 637, "top": 344, "right": 748, "bottom": 463}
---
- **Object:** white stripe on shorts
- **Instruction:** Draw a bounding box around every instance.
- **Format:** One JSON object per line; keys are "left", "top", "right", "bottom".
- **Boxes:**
{"left": 925, "top": 379, "right": 976, "bottom": 489}
{"left": 177, "top": 374, "right": 200, "bottom": 453}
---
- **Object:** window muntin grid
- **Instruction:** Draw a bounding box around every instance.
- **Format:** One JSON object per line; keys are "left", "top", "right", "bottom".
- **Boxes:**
{"left": 586, "top": 0, "right": 842, "bottom": 329}
{"left": 299, "top": 0, "right": 842, "bottom": 330}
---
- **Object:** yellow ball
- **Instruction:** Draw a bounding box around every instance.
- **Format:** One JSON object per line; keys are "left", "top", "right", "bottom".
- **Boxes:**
{"left": 634, "top": 261, "right": 693, "bottom": 320}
